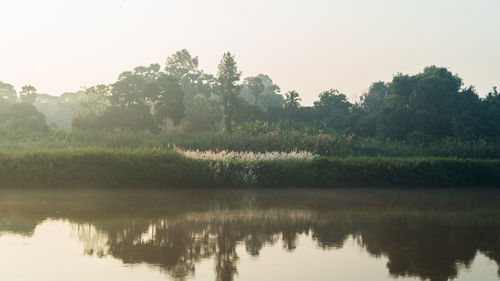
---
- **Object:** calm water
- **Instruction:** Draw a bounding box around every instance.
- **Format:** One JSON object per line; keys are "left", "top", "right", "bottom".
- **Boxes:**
{"left": 0, "top": 188, "right": 499, "bottom": 281}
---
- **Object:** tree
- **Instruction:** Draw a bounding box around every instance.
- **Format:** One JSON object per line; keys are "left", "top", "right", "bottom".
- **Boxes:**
{"left": 313, "top": 89, "right": 352, "bottom": 130}
{"left": 284, "top": 90, "right": 301, "bottom": 110}
{"left": 257, "top": 74, "right": 281, "bottom": 96}
{"left": 360, "top": 81, "right": 390, "bottom": 114}
{"left": 165, "top": 49, "right": 219, "bottom": 131}
{"left": 165, "top": 49, "right": 200, "bottom": 89}
{"left": 165, "top": 49, "right": 216, "bottom": 97}
{"left": 0, "top": 103, "right": 49, "bottom": 134}
{"left": 153, "top": 74, "right": 186, "bottom": 127}
{"left": 79, "top": 85, "right": 111, "bottom": 116}
{"left": 33, "top": 91, "right": 84, "bottom": 130}
{"left": 183, "top": 95, "right": 222, "bottom": 133}
{"left": 243, "top": 77, "right": 265, "bottom": 105}
{"left": 451, "top": 86, "right": 483, "bottom": 138}
{"left": 0, "top": 81, "right": 17, "bottom": 104}
{"left": 240, "top": 74, "right": 283, "bottom": 108}
{"left": 133, "top": 64, "right": 161, "bottom": 81}
{"left": 110, "top": 71, "right": 148, "bottom": 106}
{"left": 481, "top": 86, "right": 500, "bottom": 137}
{"left": 377, "top": 66, "right": 464, "bottom": 139}
{"left": 19, "top": 85, "right": 37, "bottom": 104}
{"left": 73, "top": 104, "right": 158, "bottom": 133}
{"left": 376, "top": 74, "right": 415, "bottom": 139}
{"left": 217, "top": 52, "right": 241, "bottom": 133}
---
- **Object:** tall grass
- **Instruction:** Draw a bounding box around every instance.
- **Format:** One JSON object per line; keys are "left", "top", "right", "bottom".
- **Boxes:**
{"left": 0, "top": 149, "right": 497, "bottom": 188}
{"left": 1, "top": 131, "right": 498, "bottom": 159}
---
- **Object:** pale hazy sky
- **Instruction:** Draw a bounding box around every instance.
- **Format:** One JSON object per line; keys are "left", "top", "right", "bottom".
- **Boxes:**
{"left": 0, "top": 0, "right": 499, "bottom": 105}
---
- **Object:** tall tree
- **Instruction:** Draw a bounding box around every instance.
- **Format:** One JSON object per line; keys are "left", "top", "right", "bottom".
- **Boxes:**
{"left": 217, "top": 52, "right": 241, "bottom": 133}
{"left": 165, "top": 49, "right": 199, "bottom": 87}
{"left": 165, "top": 50, "right": 219, "bottom": 131}
{"left": 164, "top": 49, "right": 215, "bottom": 97}
{"left": 284, "top": 90, "right": 301, "bottom": 110}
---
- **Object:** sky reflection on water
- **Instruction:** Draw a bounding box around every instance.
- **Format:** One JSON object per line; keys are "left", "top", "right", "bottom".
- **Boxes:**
{"left": 0, "top": 188, "right": 499, "bottom": 281}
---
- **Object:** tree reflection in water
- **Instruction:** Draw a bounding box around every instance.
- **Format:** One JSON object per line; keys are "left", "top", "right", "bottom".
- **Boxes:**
{"left": 1, "top": 188, "right": 500, "bottom": 281}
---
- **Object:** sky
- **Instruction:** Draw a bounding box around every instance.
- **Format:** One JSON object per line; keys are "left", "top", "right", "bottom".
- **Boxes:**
{"left": 0, "top": 0, "right": 499, "bottom": 105}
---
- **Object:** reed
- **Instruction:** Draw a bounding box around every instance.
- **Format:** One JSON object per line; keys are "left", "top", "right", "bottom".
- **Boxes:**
{"left": 0, "top": 149, "right": 497, "bottom": 188}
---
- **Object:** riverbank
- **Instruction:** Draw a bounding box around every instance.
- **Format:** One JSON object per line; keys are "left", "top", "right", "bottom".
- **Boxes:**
{"left": 0, "top": 149, "right": 498, "bottom": 188}
{"left": 2, "top": 131, "right": 499, "bottom": 159}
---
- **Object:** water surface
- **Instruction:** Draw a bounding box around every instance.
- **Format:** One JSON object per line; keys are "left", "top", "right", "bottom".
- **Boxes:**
{"left": 0, "top": 188, "right": 499, "bottom": 281}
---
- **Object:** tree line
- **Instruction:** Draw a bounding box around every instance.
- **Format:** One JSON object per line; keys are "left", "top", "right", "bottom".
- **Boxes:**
{"left": 0, "top": 49, "right": 499, "bottom": 141}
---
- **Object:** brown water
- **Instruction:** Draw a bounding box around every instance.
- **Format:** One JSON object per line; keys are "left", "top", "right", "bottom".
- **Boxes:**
{"left": 0, "top": 188, "right": 499, "bottom": 281}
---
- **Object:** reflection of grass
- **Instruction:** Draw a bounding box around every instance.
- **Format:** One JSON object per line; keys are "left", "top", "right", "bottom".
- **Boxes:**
{"left": 0, "top": 150, "right": 498, "bottom": 188}
{"left": 1, "top": 188, "right": 500, "bottom": 225}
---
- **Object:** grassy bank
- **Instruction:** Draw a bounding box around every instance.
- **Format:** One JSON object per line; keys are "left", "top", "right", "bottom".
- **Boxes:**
{"left": 0, "top": 149, "right": 498, "bottom": 188}
{"left": 1, "top": 131, "right": 499, "bottom": 158}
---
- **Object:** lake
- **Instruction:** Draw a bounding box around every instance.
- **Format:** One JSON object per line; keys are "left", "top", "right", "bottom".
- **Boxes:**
{"left": 0, "top": 188, "right": 499, "bottom": 281}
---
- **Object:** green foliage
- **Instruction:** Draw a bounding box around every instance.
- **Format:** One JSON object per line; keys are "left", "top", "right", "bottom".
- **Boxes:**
{"left": 240, "top": 74, "right": 283, "bottom": 108}
{"left": 79, "top": 85, "right": 111, "bottom": 116}
{"left": 217, "top": 52, "right": 241, "bottom": 133}
{"left": 0, "top": 149, "right": 213, "bottom": 188}
{"left": 110, "top": 71, "right": 149, "bottom": 106}
{"left": 1, "top": 125, "right": 498, "bottom": 159}
{"left": 0, "top": 103, "right": 49, "bottom": 135}
{"left": 376, "top": 66, "right": 488, "bottom": 140}
{"left": 0, "top": 150, "right": 497, "bottom": 188}
{"left": 34, "top": 91, "right": 84, "bottom": 130}
{"left": 482, "top": 86, "right": 500, "bottom": 137}
{"left": 360, "top": 81, "right": 390, "bottom": 114}
{"left": 406, "top": 130, "right": 434, "bottom": 145}
{"left": 73, "top": 104, "right": 159, "bottom": 133}
{"left": 313, "top": 89, "right": 352, "bottom": 130}
{"left": 153, "top": 74, "right": 185, "bottom": 126}
{"left": 165, "top": 49, "right": 201, "bottom": 91}
{"left": 0, "top": 81, "right": 17, "bottom": 104}
{"left": 243, "top": 76, "right": 265, "bottom": 105}
{"left": 284, "top": 90, "right": 301, "bottom": 111}
{"left": 19, "top": 85, "right": 37, "bottom": 104}
{"left": 1, "top": 53, "right": 499, "bottom": 147}
{"left": 183, "top": 96, "right": 221, "bottom": 133}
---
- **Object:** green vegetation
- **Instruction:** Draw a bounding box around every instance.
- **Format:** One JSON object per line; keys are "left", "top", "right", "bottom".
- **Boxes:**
{"left": 0, "top": 130, "right": 497, "bottom": 159}
{"left": 1, "top": 50, "right": 498, "bottom": 140}
{"left": 0, "top": 149, "right": 497, "bottom": 188}
{"left": 0, "top": 49, "right": 499, "bottom": 188}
